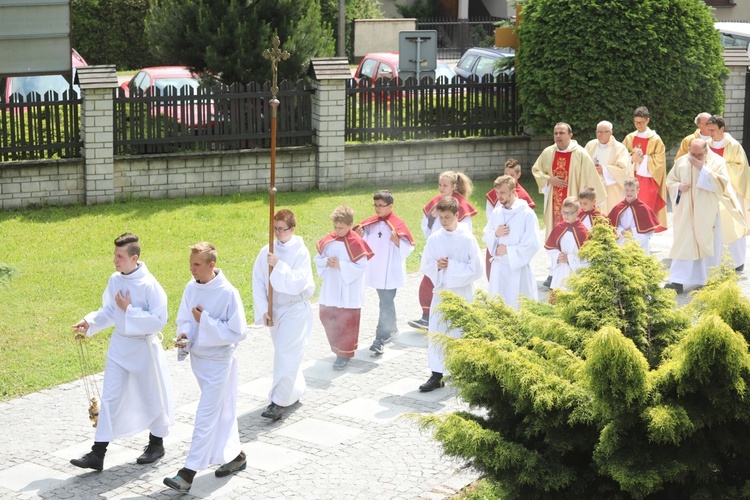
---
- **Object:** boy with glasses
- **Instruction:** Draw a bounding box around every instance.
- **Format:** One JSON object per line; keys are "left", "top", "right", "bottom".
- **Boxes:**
{"left": 355, "top": 190, "right": 415, "bottom": 355}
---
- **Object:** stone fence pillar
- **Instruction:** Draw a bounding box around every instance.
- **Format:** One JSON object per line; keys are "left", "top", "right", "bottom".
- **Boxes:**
{"left": 76, "top": 65, "right": 119, "bottom": 205}
{"left": 309, "top": 58, "right": 351, "bottom": 191}
{"left": 722, "top": 47, "right": 750, "bottom": 146}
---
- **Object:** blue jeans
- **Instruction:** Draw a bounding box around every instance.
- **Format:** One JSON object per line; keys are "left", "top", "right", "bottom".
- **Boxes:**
{"left": 375, "top": 288, "right": 398, "bottom": 341}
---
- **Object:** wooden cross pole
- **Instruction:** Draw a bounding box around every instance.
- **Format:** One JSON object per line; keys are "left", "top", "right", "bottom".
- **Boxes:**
{"left": 262, "top": 36, "right": 290, "bottom": 327}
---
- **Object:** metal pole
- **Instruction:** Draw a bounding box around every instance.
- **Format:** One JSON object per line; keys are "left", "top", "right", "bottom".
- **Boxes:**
{"left": 262, "top": 36, "right": 290, "bottom": 327}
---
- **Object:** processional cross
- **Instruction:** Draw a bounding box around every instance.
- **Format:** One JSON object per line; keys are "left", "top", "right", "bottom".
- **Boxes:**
{"left": 262, "top": 36, "right": 290, "bottom": 327}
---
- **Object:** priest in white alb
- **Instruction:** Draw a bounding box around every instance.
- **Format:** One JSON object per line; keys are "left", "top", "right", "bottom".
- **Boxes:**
{"left": 253, "top": 209, "right": 315, "bottom": 421}
{"left": 164, "top": 242, "right": 248, "bottom": 493}
{"left": 585, "top": 120, "right": 632, "bottom": 213}
{"left": 706, "top": 115, "right": 750, "bottom": 271}
{"left": 664, "top": 139, "right": 746, "bottom": 294}
{"left": 482, "top": 175, "right": 540, "bottom": 310}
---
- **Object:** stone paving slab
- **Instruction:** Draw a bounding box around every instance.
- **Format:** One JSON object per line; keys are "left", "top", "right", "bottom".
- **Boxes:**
{"left": 1, "top": 212, "right": 747, "bottom": 499}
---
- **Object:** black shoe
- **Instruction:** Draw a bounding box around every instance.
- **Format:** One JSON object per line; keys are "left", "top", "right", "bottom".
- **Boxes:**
{"left": 419, "top": 373, "right": 444, "bottom": 392}
{"left": 737, "top": 264, "right": 745, "bottom": 273}
{"left": 408, "top": 318, "right": 428, "bottom": 330}
{"left": 333, "top": 356, "right": 350, "bottom": 370}
{"left": 261, "top": 403, "right": 284, "bottom": 420}
{"left": 664, "top": 282, "right": 684, "bottom": 294}
{"left": 542, "top": 275, "right": 552, "bottom": 288}
{"left": 70, "top": 451, "right": 104, "bottom": 471}
{"left": 215, "top": 451, "right": 247, "bottom": 478}
{"left": 369, "top": 340, "right": 384, "bottom": 355}
{"left": 137, "top": 442, "right": 165, "bottom": 464}
{"left": 164, "top": 474, "right": 192, "bottom": 492}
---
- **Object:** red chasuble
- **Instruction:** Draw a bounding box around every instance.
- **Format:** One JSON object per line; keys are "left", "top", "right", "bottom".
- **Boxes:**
{"left": 710, "top": 146, "right": 725, "bottom": 157}
{"left": 578, "top": 208, "right": 604, "bottom": 227}
{"left": 485, "top": 185, "right": 536, "bottom": 210}
{"left": 551, "top": 151, "right": 572, "bottom": 225}
{"left": 353, "top": 212, "right": 415, "bottom": 245}
{"left": 631, "top": 136, "right": 666, "bottom": 215}
{"left": 607, "top": 198, "right": 666, "bottom": 234}
{"left": 544, "top": 220, "right": 589, "bottom": 251}
{"left": 316, "top": 230, "right": 374, "bottom": 262}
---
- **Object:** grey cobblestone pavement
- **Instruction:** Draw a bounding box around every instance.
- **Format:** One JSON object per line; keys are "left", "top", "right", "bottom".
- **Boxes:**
{"left": 0, "top": 214, "right": 746, "bottom": 499}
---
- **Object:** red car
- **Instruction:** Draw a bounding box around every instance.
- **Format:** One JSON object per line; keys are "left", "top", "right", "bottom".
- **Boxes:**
{"left": 120, "top": 66, "right": 215, "bottom": 128}
{"left": 353, "top": 52, "right": 455, "bottom": 83}
{"left": 2, "top": 49, "right": 88, "bottom": 104}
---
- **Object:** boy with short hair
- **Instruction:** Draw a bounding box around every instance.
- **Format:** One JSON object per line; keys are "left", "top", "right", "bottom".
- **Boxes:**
{"left": 70, "top": 233, "right": 173, "bottom": 472}
{"left": 483, "top": 175, "right": 540, "bottom": 310}
{"left": 163, "top": 242, "right": 248, "bottom": 493}
{"left": 544, "top": 197, "right": 589, "bottom": 292}
{"left": 252, "top": 209, "right": 315, "bottom": 421}
{"left": 607, "top": 177, "right": 665, "bottom": 254}
{"left": 577, "top": 186, "right": 604, "bottom": 230}
{"left": 419, "top": 196, "right": 483, "bottom": 392}
{"left": 315, "top": 206, "right": 373, "bottom": 370}
{"left": 354, "top": 191, "right": 415, "bottom": 355}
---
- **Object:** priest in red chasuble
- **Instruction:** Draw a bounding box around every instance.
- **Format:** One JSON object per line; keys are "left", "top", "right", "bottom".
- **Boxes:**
{"left": 622, "top": 106, "right": 668, "bottom": 229}
{"left": 532, "top": 122, "right": 606, "bottom": 239}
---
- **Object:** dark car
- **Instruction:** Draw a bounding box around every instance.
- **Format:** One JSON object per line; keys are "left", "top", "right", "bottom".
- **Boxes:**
{"left": 454, "top": 47, "right": 515, "bottom": 80}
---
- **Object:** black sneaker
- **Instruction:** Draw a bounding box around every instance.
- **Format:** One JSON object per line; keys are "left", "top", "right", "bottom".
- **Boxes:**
{"left": 542, "top": 275, "right": 552, "bottom": 288}
{"left": 408, "top": 318, "right": 428, "bottom": 331}
{"left": 215, "top": 451, "right": 247, "bottom": 477}
{"left": 164, "top": 474, "right": 192, "bottom": 492}
{"left": 70, "top": 451, "right": 104, "bottom": 471}
{"left": 419, "top": 373, "right": 444, "bottom": 392}
{"left": 737, "top": 264, "right": 745, "bottom": 273}
{"left": 664, "top": 282, "right": 684, "bottom": 294}
{"left": 261, "top": 403, "right": 284, "bottom": 421}
{"left": 333, "top": 356, "right": 349, "bottom": 370}
{"left": 137, "top": 442, "right": 165, "bottom": 464}
{"left": 369, "top": 340, "right": 384, "bottom": 355}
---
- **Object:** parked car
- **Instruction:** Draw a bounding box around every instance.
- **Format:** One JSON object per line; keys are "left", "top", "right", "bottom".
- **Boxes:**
{"left": 1, "top": 49, "right": 88, "bottom": 104}
{"left": 120, "top": 66, "right": 215, "bottom": 128}
{"left": 454, "top": 47, "right": 515, "bottom": 80}
{"left": 353, "top": 52, "right": 456, "bottom": 83}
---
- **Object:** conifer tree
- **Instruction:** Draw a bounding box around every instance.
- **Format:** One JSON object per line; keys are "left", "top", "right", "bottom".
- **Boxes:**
{"left": 421, "top": 223, "right": 750, "bottom": 498}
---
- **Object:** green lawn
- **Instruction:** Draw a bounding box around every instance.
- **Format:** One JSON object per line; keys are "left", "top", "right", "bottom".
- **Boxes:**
{"left": 0, "top": 178, "right": 543, "bottom": 400}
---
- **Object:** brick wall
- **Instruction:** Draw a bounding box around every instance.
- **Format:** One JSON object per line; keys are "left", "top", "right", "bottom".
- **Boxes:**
{"left": 0, "top": 159, "right": 84, "bottom": 210}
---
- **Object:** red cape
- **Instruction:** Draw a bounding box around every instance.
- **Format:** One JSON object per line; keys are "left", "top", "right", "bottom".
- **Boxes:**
{"left": 607, "top": 198, "right": 666, "bottom": 234}
{"left": 316, "top": 229, "right": 374, "bottom": 262}
{"left": 578, "top": 208, "right": 604, "bottom": 227}
{"left": 354, "top": 211, "right": 415, "bottom": 246}
{"left": 486, "top": 184, "right": 536, "bottom": 210}
{"left": 544, "top": 220, "right": 589, "bottom": 251}
{"left": 423, "top": 192, "right": 477, "bottom": 222}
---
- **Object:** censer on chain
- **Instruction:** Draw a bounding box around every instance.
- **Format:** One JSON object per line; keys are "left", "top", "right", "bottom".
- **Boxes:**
{"left": 75, "top": 330, "right": 101, "bottom": 427}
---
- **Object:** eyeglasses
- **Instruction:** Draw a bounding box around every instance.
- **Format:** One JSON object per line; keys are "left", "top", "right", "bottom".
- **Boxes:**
{"left": 561, "top": 210, "right": 577, "bottom": 216}
{"left": 273, "top": 227, "right": 291, "bottom": 232}
{"left": 373, "top": 204, "right": 390, "bottom": 208}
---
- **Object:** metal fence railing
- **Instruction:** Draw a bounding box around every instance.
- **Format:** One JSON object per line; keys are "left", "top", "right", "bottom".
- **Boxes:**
{"left": 113, "top": 80, "right": 314, "bottom": 156}
{"left": 346, "top": 74, "right": 520, "bottom": 142}
{"left": 0, "top": 91, "right": 82, "bottom": 162}
{"left": 416, "top": 17, "right": 505, "bottom": 60}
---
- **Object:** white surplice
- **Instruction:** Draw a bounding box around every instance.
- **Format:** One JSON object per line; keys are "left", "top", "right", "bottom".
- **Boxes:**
{"left": 615, "top": 207, "right": 653, "bottom": 254}
{"left": 420, "top": 226, "right": 483, "bottom": 374}
{"left": 176, "top": 269, "right": 247, "bottom": 471}
{"left": 482, "top": 199, "right": 540, "bottom": 310}
{"left": 83, "top": 261, "right": 173, "bottom": 442}
{"left": 361, "top": 220, "right": 414, "bottom": 290}
{"left": 547, "top": 232, "right": 587, "bottom": 291}
{"left": 252, "top": 235, "right": 315, "bottom": 407}
{"left": 314, "top": 240, "right": 368, "bottom": 308}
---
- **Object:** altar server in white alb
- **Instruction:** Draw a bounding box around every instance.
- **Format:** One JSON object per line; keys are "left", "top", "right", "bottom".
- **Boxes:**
{"left": 482, "top": 175, "right": 540, "bottom": 310}
{"left": 70, "top": 233, "right": 173, "bottom": 472}
{"left": 354, "top": 190, "right": 415, "bottom": 355}
{"left": 418, "top": 196, "right": 483, "bottom": 393}
{"left": 252, "top": 209, "right": 315, "bottom": 421}
{"left": 164, "top": 242, "right": 248, "bottom": 494}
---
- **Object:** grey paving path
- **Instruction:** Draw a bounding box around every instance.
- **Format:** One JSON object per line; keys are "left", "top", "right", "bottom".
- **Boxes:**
{"left": 0, "top": 215, "right": 747, "bottom": 499}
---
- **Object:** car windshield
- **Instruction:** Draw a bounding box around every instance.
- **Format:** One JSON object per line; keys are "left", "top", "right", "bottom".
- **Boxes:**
{"left": 8, "top": 74, "right": 79, "bottom": 101}
{"left": 154, "top": 77, "right": 200, "bottom": 96}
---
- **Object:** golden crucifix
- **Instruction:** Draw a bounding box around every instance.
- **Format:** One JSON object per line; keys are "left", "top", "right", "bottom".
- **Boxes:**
{"left": 261, "top": 36, "right": 290, "bottom": 327}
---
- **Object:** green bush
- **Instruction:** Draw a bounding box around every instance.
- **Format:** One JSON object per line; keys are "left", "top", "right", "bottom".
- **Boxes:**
{"left": 516, "top": 0, "right": 727, "bottom": 148}
{"left": 420, "top": 222, "right": 750, "bottom": 498}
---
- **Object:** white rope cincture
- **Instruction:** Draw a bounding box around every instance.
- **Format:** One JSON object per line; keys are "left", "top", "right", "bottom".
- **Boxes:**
{"left": 75, "top": 332, "right": 101, "bottom": 427}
